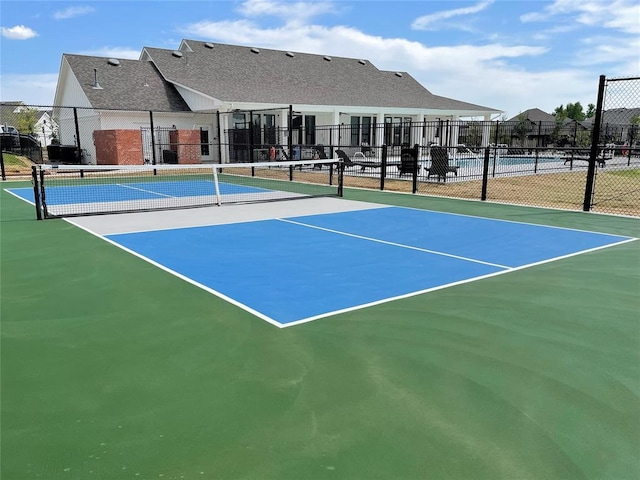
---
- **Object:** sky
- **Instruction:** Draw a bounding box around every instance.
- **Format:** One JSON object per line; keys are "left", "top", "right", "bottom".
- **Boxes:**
{"left": 0, "top": 0, "right": 638, "bottom": 118}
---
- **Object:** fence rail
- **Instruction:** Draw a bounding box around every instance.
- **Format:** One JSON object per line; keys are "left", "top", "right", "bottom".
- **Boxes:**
{"left": 2, "top": 90, "right": 639, "bottom": 216}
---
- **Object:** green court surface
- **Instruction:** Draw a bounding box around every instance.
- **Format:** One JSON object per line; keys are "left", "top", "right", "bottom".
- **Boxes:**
{"left": 2, "top": 180, "right": 639, "bottom": 480}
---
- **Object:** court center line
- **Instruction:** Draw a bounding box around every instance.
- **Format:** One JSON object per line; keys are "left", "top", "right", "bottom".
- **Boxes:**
{"left": 277, "top": 218, "right": 512, "bottom": 269}
{"left": 117, "top": 183, "right": 177, "bottom": 198}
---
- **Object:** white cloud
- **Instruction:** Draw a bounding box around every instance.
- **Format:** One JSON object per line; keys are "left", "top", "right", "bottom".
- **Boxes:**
{"left": 237, "top": 0, "right": 337, "bottom": 22}
{"left": 412, "top": 0, "right": 494, "bottom": 30}
{"left": 1, "top": 25, "right": 38, "bottom": 40}
{"left": 521, "top": 0, "right": 639, "bottom": 34}
{"left": 53, "top": 6, "right": 95, "bottom": 20}
{"left": 573, "top": 35, "right": 640, "bottom": 72}
{"left": 77, "top": 47, "right": 141, "bottom": 59}
{"left": 0, "top": 73, "right": 58, "bottom": 106}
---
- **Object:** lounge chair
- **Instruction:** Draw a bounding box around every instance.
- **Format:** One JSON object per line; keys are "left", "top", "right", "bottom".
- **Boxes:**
{"left": 426, "top": 146, "right": 458, "bottom": 182}
{"left": 398, "top": 144, "right": 419, "bottom": 176}
{"left": 335, "top": 149, "right": 381, "bottom": 171}
{"left": 563, "top": 149, "right": 606, "bottom": 167}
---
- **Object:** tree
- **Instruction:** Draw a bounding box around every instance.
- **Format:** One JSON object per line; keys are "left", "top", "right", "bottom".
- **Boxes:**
{"left": 512, "top": 113, "right": 530, "bottom": 146}
{"left": 14, "top": 107, "right": 39, "bottom": 134}
{"left": 553, "top": 102, "right": 591, "bottom": 122}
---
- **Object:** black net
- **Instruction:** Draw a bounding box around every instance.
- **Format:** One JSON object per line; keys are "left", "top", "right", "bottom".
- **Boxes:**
{"left": 35, "top": 159, "right": 342, "bottom": 218}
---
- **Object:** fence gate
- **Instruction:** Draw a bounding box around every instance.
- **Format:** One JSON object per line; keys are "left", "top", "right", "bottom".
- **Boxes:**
{"left": 588, "top": 76, "right": 640, "bottom": 216}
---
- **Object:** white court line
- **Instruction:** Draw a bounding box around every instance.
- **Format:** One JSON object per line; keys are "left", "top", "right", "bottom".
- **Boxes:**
{"left": 63, "top": 203, "right": 639, "bottom": 329}
{"left": 281, "top": 236, "right": 638, "bottom": 328}
{"left": 278, "top": 217, "right": 512, "bottom": 269}
{"left": 4, "top": 188, "right": 36, "bottom": 206}
{"left": 117, "top": 183, "right": 177, "bottom": 198}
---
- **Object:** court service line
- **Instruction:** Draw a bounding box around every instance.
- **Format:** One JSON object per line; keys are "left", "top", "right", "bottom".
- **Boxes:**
{"left": 277, "top": 218, "right": 512, "bottom": 270}
{"left": 117, "top": 183, "right": 177, "bottom": 198}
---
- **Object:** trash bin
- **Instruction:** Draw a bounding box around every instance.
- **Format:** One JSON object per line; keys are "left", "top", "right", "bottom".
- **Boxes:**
{"left": 162, "top": 149, "right": 178, "bottom": 164}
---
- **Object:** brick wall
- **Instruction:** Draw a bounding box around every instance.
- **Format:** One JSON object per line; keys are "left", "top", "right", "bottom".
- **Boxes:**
{"left": 93, "top": 129, "right": 202, "bottom": 165}
{"left": 93, "top": 130, "right": 144, "bottom": 165}
{"left": 170, "top": 129, "right": 201, "bottom": 164}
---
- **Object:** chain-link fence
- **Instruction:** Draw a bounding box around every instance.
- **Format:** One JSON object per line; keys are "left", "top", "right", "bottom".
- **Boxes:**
{"left": 2, "top": 92, "right": 639, "bottom": 216}
{"left": 587, "top": 76, "right": 640, "bottom": 215}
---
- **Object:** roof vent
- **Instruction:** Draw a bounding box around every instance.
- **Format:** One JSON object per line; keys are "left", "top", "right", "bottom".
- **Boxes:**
{"left": 107, "top": 58, "right": 120, "bottom": 66}
{"left": 286, "top": 51, "right": 295, "bottom": 58}
{"left": 204, "top": 42, "right": 214, "bottom": 49}
{"left": 358, "top": 59, "right": 366, "bottom": 65}
{"left": 250, "top": 47, "right": 260, "bottom": 54}
{"left": 394, "top": 72, "right": 403, "bottom": 78}
{"left": 323, "top": 55, "right": 332, "bottom": 62}
{"left": 92, "top": 68, "right": 103, "bottom": 90}
{"left": 172, "top": 50, "right": 183, "bottom": 58}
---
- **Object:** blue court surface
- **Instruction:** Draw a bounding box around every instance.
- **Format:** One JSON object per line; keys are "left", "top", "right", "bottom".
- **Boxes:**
{"left": 103, "top": 206, "right": 634, "bottom": 327}
{"left": 7, "top": 180, "right": 264, "bottom": 205}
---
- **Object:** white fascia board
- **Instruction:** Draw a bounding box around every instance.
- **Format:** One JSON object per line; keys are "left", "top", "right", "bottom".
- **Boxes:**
{"left": 172, "top": 83, "right": 223, "bottom": 111}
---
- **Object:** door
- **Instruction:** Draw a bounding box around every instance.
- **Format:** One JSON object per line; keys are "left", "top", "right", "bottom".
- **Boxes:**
{"left": 197, "top": 125, "right": 213, "bottom": 162}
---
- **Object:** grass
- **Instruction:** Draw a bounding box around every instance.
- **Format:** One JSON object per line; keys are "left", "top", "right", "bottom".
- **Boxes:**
{"left": 610, "top": 168, "right": 640, "bottom": 178}
{"left": 1, "top": 152, "right": 34, "bottom": 175}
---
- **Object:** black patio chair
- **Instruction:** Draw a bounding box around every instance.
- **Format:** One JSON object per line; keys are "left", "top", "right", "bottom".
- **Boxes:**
{"left": 398, "top": 144, "right": 420, "bottom": 176}
{"left": 426, "top": 146, "right": 458, "bottom": 182}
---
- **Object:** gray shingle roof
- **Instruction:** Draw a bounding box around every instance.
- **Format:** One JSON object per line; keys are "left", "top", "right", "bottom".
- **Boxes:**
{"left": 0, "top": 101, "right": 23, "bottom": 126}
{"left": 140, "top": 40, "right": 498, "bottom": 113}
{"left": 507, "top": 108, "right": 555, "bottom": 122}
{"left": 63, "top": 55, "right": 191, "bottom": 111}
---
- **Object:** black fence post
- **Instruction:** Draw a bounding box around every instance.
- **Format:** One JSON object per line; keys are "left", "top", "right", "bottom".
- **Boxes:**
{"left": 583, "top": 75, "right": 606, "bottom": 212}
{"left": 481, "top": 147, "right": 490, "bottom": 201}
{"left": 287, "top": 105, "right": 293, "bottom": 163}
{"left": 411, "top": 145, "right": 418, "bottom": 194}
{"left": 380, "top": 145, "right": 387, "bottom": 190}
{"left": 73, "top": 107, "right": 82, "bottom": 164}
{"left": 31, "top": 166, "right": 42, "bottom": 220}
{"left": 149, "top": 111, "right": 157, "bottom": 165}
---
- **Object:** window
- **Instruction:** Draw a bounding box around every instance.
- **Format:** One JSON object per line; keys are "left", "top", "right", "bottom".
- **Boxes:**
{"left": 305, "top": 115, "right": 316, "bottom": 145}
{"left": 361, "top": 117, "right": 371, "bottom": 145}
{"left": 264, "top": 114, "right": 276, "bottom": 145}
{"left": 384, "top": 116, "right": 412, "bottom": 145}
{"left": 200, "top": 127, "right": 209, "bottom": 156}
{"left": 251, "top": 114, "right": 261, "bottom": 145}
{"left": 350, "top": 117, "right": 360, "bottom": 146}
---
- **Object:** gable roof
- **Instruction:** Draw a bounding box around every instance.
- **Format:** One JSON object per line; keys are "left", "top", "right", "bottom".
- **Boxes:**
{"left": 139, "top": 40, "right": 499, "bottom": 114}
{"left": 62, "top": 55, "right": 191, "bottom": 112}
{"left": 600, "top": 107, "right": 640, "bottom": 125}
{"left": 59, "top": 41, "right": 500, "bottom": 116}
{"left": 507, "top": 108, "right": 555, "bottom": 122}
{"left": 0, "top": 101, "right": 24, "bottom": 126}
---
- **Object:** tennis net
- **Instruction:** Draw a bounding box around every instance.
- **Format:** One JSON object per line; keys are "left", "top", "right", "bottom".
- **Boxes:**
{"left": 32, "top": 159, "right": 343, "bottom": 218}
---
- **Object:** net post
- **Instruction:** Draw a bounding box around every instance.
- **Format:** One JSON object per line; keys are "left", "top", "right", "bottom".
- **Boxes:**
{"left": 337, "top": 160, "right": 344, "bottom": 197}
{"left": 31, "top": 166, "right": 43, "bottom": 220}
{"left": 39, "top": 168, "right": 49, "bottom": 218}
{"left": 212, "top": 165, "right": 222, "bottom": 206}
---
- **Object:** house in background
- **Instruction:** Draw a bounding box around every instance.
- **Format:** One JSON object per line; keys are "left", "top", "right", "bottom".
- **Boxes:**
{"left": 53, "top": 40, "right": 502, "bottom": 165}
{"left": 507, "top": 108, "right": 593, "bottom": 147}
{"left": 1, "top": 101, "right": 58, "bottom": 148}
{"left": 583, "top": 108, "right": 640, "bottom": 146}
